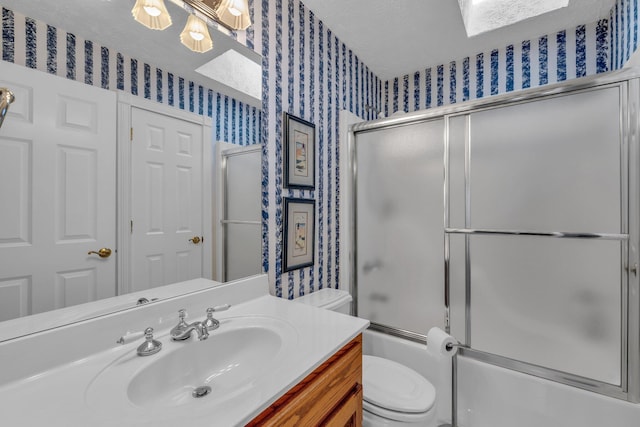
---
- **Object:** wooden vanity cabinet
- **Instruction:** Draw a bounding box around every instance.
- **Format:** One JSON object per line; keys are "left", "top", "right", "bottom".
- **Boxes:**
{"left": 247, "top": 334, "right": 363, "bottom": 427}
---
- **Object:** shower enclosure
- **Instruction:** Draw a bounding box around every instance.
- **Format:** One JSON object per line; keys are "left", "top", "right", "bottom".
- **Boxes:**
{"left": 351, "top": 71, "right": 640, "bottom": 402}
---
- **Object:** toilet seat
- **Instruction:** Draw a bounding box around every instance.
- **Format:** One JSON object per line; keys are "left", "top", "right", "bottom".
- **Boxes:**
{"left": 362, "top": 355, "right": 436, "bottom": 420}
{"left": 363, "top": 400, "right": 433, "bottom": 423}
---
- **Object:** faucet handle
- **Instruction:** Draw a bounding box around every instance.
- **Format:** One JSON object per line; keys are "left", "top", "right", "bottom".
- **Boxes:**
{"left": 203, "top": 307, "right": 220, "bottom": 331}
{"left": 136, "top": 327, "right": 162, "bottom": 357}
{"left": 178, "top": 309, "right": 187, "bottom": 321}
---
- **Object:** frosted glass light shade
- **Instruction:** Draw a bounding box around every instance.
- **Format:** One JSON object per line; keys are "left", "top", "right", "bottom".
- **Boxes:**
{"left": 131, "top": 0, "right": 172, "bottom": 30}
{"left": 215, "top": 0, "right": 252, "bottom": 30}
{"left": 180, "top": 15, "right": 213, "bottom": 53}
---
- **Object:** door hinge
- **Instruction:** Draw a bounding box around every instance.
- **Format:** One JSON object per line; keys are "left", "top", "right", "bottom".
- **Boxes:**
{"left": 130, "top": 127, "right": 133, "bottom": 141}
{"left": 130, "top": 220, "right": 133, "bottom": 233}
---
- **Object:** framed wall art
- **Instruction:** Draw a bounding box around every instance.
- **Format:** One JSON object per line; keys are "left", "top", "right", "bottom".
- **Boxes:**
{"left": 283, "top": 198, "right": 315, "bottom": 272}
{"left": 283, "top": 112, "right": 315, "bottom": 189}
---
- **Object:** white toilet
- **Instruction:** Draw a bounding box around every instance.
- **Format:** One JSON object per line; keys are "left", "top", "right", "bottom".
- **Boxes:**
{"left": 294, "top": 289, "right": 437, "bottom": 427}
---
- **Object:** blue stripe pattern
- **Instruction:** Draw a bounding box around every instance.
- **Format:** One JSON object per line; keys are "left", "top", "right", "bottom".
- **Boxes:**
{"left": 131, "top": 59, "right": 138, "bottom": 96}
{"left": 449, "top": 61, "right": 456, "bottom": 104}
{"left": 462, "top": 58, "right": 469, "bottom": 101}
{"left": 476, "top": 53, "right": 484, "bottom": 99}
{"left": 557, "top": 30, "right": 567, "bottom": 81}
{"left": 260, "top": 0, "right": 270, "bottom": 287}
{"left": 144, "top": 63, "right": 151, "bottom": 99}
{"left": 414, "top": 71, "right": 420, "bottom": 111}
{"left": 437, "top": 65, "right": 444, "bottom": 106}
{"left": 66, "top": 33, "right": 76, "bottom": 80}
{"left": 490, "top": 49, "right": 499, "bottom": 95}
{"left": 506, "top": 45, "right": 514, "bottom": 92}
{"left": 425, "top": 68, "right": 431, "bottom": 109}
{"left": 597, "top": 19, "right": 609, "bottom": 73}
{"left": 393, "top": 77, "right": 398, "bottom": 113}
{"left": 403, "top": 74, "right": 409, "bottom": 112}
{"left": 47, "top": 25, "right": 56, "bottom": 74}
{"left": 538, "top": 36, "right": 548, "bottom": 85}
{"left": 576, "top": 25, "right": 587, "bottom": 78}
{"left": 610, "top": 0, "right": 640, "bottom": 70}
{"left": 116, "top": 53, "right": 124, "bottom": 90}
{"left": 157, "top": 69, "right": 163, "bottom": 103}
{"left": 319, "top": 19, "right": 325, "bottom": 289}
{"left": 25, "top": 18, "right": 35, "bottom": 69}
{"left": 179, "top": 77, "right": 185, "bottom": 110}
{"left": 189, "top": 81, "right": 194, "bottom": 112}
{"left": 100, "top": 46, "right": 108, "bottom": 89}
{"left": 84, "top": 40, "right": 92, "bottom": 85}
{"left": 275, "top": 0, "right": 285, "bottom": 298}
{"left": 522, "top": 40, "right": 531, "bottom": 88}
{"left": 2, "top": 8, "right": 14, "bottom": 63}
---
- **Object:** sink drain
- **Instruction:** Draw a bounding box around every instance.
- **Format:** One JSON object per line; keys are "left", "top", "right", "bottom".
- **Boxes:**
{"left": 192, "top": 385, "right": 212, "bottom": 398}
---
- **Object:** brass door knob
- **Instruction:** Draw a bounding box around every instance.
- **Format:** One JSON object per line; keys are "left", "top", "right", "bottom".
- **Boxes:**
{"left": 189, "top": 236, "right": 201, "bottom": 244}
{"left": 88, "top": 248, "right": 112, "bottom": 258}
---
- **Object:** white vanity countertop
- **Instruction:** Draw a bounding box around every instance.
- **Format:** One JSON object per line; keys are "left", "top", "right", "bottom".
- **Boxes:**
{"left": 0, "top": 293, "right": 369, "bottom": 427}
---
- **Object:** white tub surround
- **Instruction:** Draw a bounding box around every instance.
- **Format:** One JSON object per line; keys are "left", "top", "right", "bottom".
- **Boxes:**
{"left": 0, "top": 275, "right": 369, "bottom": 426}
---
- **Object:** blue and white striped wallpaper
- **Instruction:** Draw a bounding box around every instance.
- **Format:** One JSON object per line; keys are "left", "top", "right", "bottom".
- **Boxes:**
{"left": 240, "top": 0, "right": 640, "bottom": 299}
{"left": 384, "top": 19, "right": 613, "bottom": 115}
{"left": 245, "top": 0, "right": 380, "bottom": 298}
{"left": 610, "top": 0, "right": 640, "bottom": 70}
{"left": 0, "top": 6, "right": 261, "bottom": 146}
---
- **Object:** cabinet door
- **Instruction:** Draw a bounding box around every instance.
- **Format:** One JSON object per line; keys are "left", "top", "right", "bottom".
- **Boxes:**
{"left": 322, "top": 385, "right": 363, "bottom": 427}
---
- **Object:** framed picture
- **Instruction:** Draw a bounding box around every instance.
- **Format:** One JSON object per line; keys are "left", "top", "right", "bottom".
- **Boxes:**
{"left": 283, "top": 198, "right": 315, "bottom": 272}
{"left": 284, "top": 112, "right": 315, "bottom": 189}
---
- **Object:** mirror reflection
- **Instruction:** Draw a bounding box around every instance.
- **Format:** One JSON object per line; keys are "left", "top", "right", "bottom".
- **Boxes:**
{"left": 0, "top": 0, "right": 263, "bottom": 340}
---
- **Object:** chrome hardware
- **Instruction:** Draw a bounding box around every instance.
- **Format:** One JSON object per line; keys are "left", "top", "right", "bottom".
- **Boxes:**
{"left": 170, "top": 309, "right": 209, "bottom": 341}
{"left": 136, "top": 327, "right": 162, "bottom": 356}
{"left": 631, "top": 263, "right": 638, "bottom": 276}
{"left": 116, "top": 330, "right": 144, "bottom": 345}
{"left": 0, "top": 87, "right": 15, "bottom": 129}
{"left": 189, "top": 236, "right": 201, "bottom": 244}
{"left": 192, "top": 385, "right": 212, "bottom": 398}
{"left": 88, "top": 248, "right": 112, "bottom": 258}
{"left": 136, "top": 297, "right": 158, "bottom": 306}
{"left": 203, "top": 304, "right": 231, "bottom": 331}
{"left": 444, "top": 228, "right": 629, "bottom": 241}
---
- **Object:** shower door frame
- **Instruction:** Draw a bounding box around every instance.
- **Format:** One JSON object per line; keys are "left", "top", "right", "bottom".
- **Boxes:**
{"left": 349, "top": 69, "right": 640, "bottom": 403}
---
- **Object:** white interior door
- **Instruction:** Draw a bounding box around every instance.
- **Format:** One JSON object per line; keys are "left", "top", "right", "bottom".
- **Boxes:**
{"left": 0, "top": 61, "right": 116, "bottom": 321}
{"left": 130, "top": 107, "right": 204, "bottom": 291}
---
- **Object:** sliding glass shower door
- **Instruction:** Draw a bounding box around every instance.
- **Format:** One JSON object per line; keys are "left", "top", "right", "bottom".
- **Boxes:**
{"left": 355, "top": 119, "right": 445, "bottom": 337}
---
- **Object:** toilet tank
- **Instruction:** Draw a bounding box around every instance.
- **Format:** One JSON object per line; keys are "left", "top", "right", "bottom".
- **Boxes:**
{"left": 293, "top": 288, "right": 352, "bottom": 315}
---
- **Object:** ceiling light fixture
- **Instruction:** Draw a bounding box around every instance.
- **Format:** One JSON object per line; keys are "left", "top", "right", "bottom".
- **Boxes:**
{"left": 182, "top": 0, "right": 252, "bottom": 31}
{"left": 180, "top": 14, "right": 214, "bottom": 53}
{"left": 131, "top": 0, "right": 173, "bottom": 30}
{"left": 215, "top": 0, "right": 251, "bottom": 30}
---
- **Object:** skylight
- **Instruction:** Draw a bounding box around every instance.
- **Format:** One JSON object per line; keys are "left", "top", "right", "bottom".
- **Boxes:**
{"left": 195, "top": 48, "right": 262, "bottom": 101}
{"left": 458, "top": 0, "right": 570, "bottom": 37}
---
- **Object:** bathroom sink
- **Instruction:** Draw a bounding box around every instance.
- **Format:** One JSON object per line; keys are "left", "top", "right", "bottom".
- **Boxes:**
{"left": 85, "top": 315, "right": 298, "bottom": 416}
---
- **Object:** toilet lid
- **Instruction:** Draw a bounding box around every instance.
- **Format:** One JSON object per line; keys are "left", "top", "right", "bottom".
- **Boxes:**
{"left": 362, "top": 355, "right": 436, "bottom": 414}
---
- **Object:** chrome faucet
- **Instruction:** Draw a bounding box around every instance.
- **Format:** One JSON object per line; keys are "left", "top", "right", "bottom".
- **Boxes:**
{"left": 170, "top": 309, "right": 209, "bottom": 341}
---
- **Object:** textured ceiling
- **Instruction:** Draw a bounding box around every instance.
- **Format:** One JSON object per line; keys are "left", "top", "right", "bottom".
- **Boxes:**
{"left": 301, "top": 0, "right": 617, "bottom": 80}
{"left": 0, "top": 0, "right": 262, "bottom": 107}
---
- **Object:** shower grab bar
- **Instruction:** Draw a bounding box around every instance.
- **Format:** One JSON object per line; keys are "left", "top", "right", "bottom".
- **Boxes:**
{"left": 445, "top": 228, "right": 628, "bottom": 241}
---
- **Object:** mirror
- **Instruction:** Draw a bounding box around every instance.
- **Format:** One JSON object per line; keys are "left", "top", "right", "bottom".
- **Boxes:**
{"left": 0, "top": 0, "right": 262, "bottom": 341}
